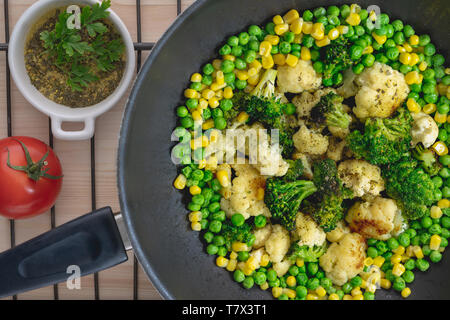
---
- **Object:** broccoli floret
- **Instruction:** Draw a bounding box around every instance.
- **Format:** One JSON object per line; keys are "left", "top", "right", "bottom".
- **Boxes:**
{"left": 310, "top": 92, "right": 351, "bottom": 129}
{"left": 264, "top": 178, "right": 317, "bottom": 231}
{"left": 287, "top": 242, "right": 327, "bottom": 263}
{"left": 220, "top": 220, "right": 254, "bottom": 250}
{"left": 302, "top": 159, "right": 348, "bottom": 232}
{"left": 412, "top": 143, "right": 441, "bottom": 176}
{"left": 347, "top": 108, "right": 413, "bottom": 165}
{"left": 322, "top": 36, "right": 355, "bottom": 81}
{"left": 282, "top": 159, "right": 305, "bottom": 182}
{"left": 382, "top": 157, "right": 438, "bottom": 220}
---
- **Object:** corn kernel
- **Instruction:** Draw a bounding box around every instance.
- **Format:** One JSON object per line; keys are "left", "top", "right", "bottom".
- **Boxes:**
{"left": 350, "top": 3, "right": 361, "bottom": 13}
{"left": 364, "top": 257, "right": 374, "bottom": 267}
{"left": 300, "top": 47, "right": 311, "bottom": 60}
{"left": 394, "top": 246, "right": 406, "bottom": 255}
{"left": 409, "top": 35, "right": 420, "bottom": 46}
{"left": 369, "top": 10, "right": 377, "bottom": 21}
{"left": 401, "top": 287, "right": 411, "bottom": 298}
{"left": 399, "top": 52, "right": 412, "bottom": 65}
{"left": 226, "top": 259, "right": 237, "bottom": 272}
{"left": 397, "top": 45, "right": 406, "bottom": 53}
{"left": 337, "top": 25, "right": 349, "bottom": 35}
{"left": 189, "top": 185, "right": 202, "bottom": 196}
{"left": 316, "top": 286, "right": 327, "bottom": 297}
{"left": 351, "top": 287, "right": 362, "bottom": 296}
{"left": 405, "top": 246, "right": 415, "bottom": 257}
{"left": 202, "top": 88, "right": 215, "bottom": 100}
{"left": 272, "top": 287, "right": 283, "bottom": 298}
{"left": 315, "top": 36, "right": 330, "bottom": 48}
{"left": 293, "top": 33, "right": 303, "bottom": 44}
{"left": 346, "top": 12, "right": 361, "bottom": 26}
{"left": 391, "top": 254, "right": 402, "bottom": 264}
{"left": 247, "top": 67, "right": 258, "bottom": 77}
{"left": 237, "top": 111, "right": 249, "bottom": 123}
{"left": 285, "top": 54, "right": 299, "bottom": 67}
{"left": 210, "top": 82, "right": 227, "bottom": 92}
{"left": 173, "top": 174, "right": 187, "bottom": 190}
{"left": 273, "top": 53, "right": 286, "bottom": 66}
{"left": 260, "top": 254, "right": 270, "bottom": 267}
{"left": 284, "top": 288, "right": 296, "bottom": 299}
{"left": 412, "top": 246, "right": 424, "bottom": 259}
{"left": 306, "top": 293, "right": 319, "bottom": 300}
{"left": 208, "top": 97, "right": 219, "bottom": 109}
{"left": 343, "top": 294, "right": 353, "bottom": 300}
{"left": 405, "top": 71, "right": 421, "bottom": 85}
{"left": 283, "top": 9, "right": 300, "bottom": 24}
{"left": 247, "top": 74, "right": 260, "bottom": 86}
{"left": 311, "top": 23, "right": 325, "bottom": 40}
{"left": 432, "top": 141, "right": 448, "bottom": 156}
{"left": 328, "top": 28, "right": 340, "bottom": 40}
{"left": 419, "top": 61, "right": 428, "bottom": 71}
{"left": 184, "top": 88, "right": 197, "bottom": 99}
{"left": 438, "top": 199, "right": 450, "bottom": 209}
{"left": 286, "top": 276, "right": 296, "bottom": 287}
{"left": 235, "top": 70, "right": 249, "bottom": 81}
{"left": 188, "top": 211, "right": 202, "bottom": 223}
{"left": 366, "top": 283, "right": 377, "bottom": 293}
{"left": 430, "top": 234, "right": 442, "bottom": 250}
{"left": 372, "top": 32, "right": 387, "bottom": 45}
{"left": 205, "top": 155, "right": 218, "bottom": 171}
{"left": 353, "top": 294, "right": 364, "bottom": 300}
{"left": 243, "top": 265, "right": 253, "bottom": 276}
{"left": 191, "top": 73, "right": 202, "bottom": 83}
{"left": 409, "top": 53, "right": 420, "bottom": 66}
{"left": 438, "top": 83, "right": 448, "bottom": 96}
{"left": 328, "top": 293, "right": 340, "bottom": 300}
{"left": 217, "top": 169, "right": 230, "bottom": 187}
{"left": 223, "top": 54, "right": 235, "bottom": 61}
{"left": 373, "top": 256, "right": 385, "bottom": 268}
{"left": 262, "top": 54, "right": 274, "bottom": 69}
{"left": 259, "top": 41, "right": 272, "bottom": 57}
{"left": 260, "top": 282, "right": 269, "bottom": 290}
{"left": 360, "top": 279, "right": 367, "bottom": 289}
{"left": 273, "top": 15, "right": 284, "bottom": 25}
{"left": 256, "top": 187, "right": 265, "bottom": 201}
{"left": 223, "top": 86, "right": 234, "bottom": 99}
{"left": 403, "top": 42, "right": 413, "bottom": 52}
{"left": 192, "top": 110, "right": 203, "bottom": 122}
{"left": 216, "top": 256, "right": 228, "bottom": 268}
{"left": 362, "top": 45, "right": 374, "bottom": 54}
{"left": 392, "top": 263, "right": 406, "bottom": 277}
{"left": 246, "top": 256, "right": 258, "bottom": 270}
{"left": 430, "top": 205, "right": 443, "bottom": 219}
{"left": 290, "top": 18, "right": 303, "bottom": 34}
{"left": 275, "top": 23, "right": 289, "bottom": 35}
{"left": 380, "top": 278, "right": 391, "bottom": 289}
{"left": 191, "top": 222, "right": 201, "bottom": 231}
{"left": 264, "top": 35, "right": 280, "bottom": 45}
{"left": 232, "top": 241, "right": 249, "bottom": 252}
{"left": 423, "top": 103, "right": 436, "bottom": 114}
{"left": 296, "top": 258, "right": 304, "bottom": 267}
{"left": 302, "top": 21, "right": 313, "bottom": 34}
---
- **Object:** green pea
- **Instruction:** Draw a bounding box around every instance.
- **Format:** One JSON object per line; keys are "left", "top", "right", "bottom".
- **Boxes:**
{"left": 342, "top": 282, "right": 352, "bottom": 294}
{"left": 266, "top": 269, "right": 277, "bottom": 282}
{"left": 313, "top": 61, "right": 324, "bottom": 73}
{"left": 392, "top": 19, "right": 403, "bottom": 31}
{"left": 206, "top": 244, "right": 218, "bottom": 255}
{"left": 440, "top": 154, "right": 450, "bottom": 166}
{"left": 296, "top": 273, "right": 308, "bottom": 287}
{"left": 230, "top": 45, "right": 243, "bottom": 57}
{"left": 393, "top": 31, "right": 405, "bottom": 45}
{"left": 402, "top": 270, "right": 415, "bottom": 283}
{"left": 350, "top": 276, "right": 363, "bottom": 288}
{"left": 403, "top": 24, "right": 415, "bottom": 37}
{"left": 441, "top": 216, "right": 450, "bottom": 229}
{"left": 443, "top": 187, "right": 450, "bottom": 199}
{"left": 235, "top": 79, "right": 247, "bottom": 90}
{"left": 313, "top": 7, "right": 326, "bottom": 17}
{"left": 441, "top": 237, "right": 448, "bottom": 247}
{"left": 307, "top": 278, "right": 320, "bottom": 290}
{"left": 242, "top": 276, "right": 254, "bottom": 289}
{"left": 399, "top": 63, "right": 412, "bottom": 74}
{"left": 378, "top": 13, "right": 390, "bottom": 25}
{"left": 398, "top": 233, "right": 411, "bottom": 247}
{"left": 234, "top": 58, "right": 247, "bottom": 70}
{"left": 367, "top": 247, "right": 378, "bottom": 258}
{"left": 429, "top": 223, "right": 442, "bottom": 235}
{"left": 387, "top": 238, "right": 399, "bottom": 250}
{"left": 416, "top": 258, "right": 430, "bottom": 271}
{"left": 432, "top": 54, "right": 445, "bottom": 67}
{"left": 424, "top": 43, "right": 436, "bottom": 56}
{"left": 219, "top": 44, "right": 232, "bottom": 56}
{"left": 404, "top": 259, "right": 416, "bottom": 270}
{"left": 283, "top": 103, "right": 296, "bottom": 115}
{"left": 429, "top": 250, "right": 442, "bottom": 263}
{"left": 384, "top": 39, "right": 396, "bottom": 48}
{"left": 237, "top": 251, "right": 249, "bottom": 262}
{"left": 386, "top": 47, "right": 400, "bottom": 60}
{"left": 303, "top": 10, "right": 314, "bottom": 21}
{"left": 421, "top": 233, "right": 432, "bottom": 246}
{"left": 375, "top": 53, "right": 389, "bottom": 64}
{"left": 238, "top": 32, "right": 250, "bottom": 45}
{"left": 333, "top": 72, "right": 344, "bottom": 85}
{"left": 221, "top": 60, "right": 235, "bottom": 73}
{"left": 441, "top": 228, "right": 450, "bottom": 239}
{"left": 364, "top": 292, "right": 375, "bottom": 300}
{"left": 294, "top": 285, "right": 307, "bottom": 299}
{"left": 440, "top": 167, "right": 450, "bottom": 178}
{"left": 203, "top": 63, "right": 214, "bottom": 75}
{"left": 253, "top": 272, "right": 266, "bottom": 285}
{"left": 231, "top": 213, "right": 245, "bottom": 227}
{"left": 254, "top": 215, "right": 267, "bottom": 228}
{"left": 328, "top": 15, "right": 340, "bottom": 26}
{"left": 352, "top": 63, "right": 365, "bottom": 75}
{"left": 302, "top": 34, "right": 314, "bottom": 48}
{"left": 233, "top": 270, "right": 245, "bottom": 283}
{"left": 442, "top": 75, "right": 450, "bottom": 86}
{"left": 307, "top": 262, "right": 318, "bottom": 276}
{"left": 362, "top": 54, "right": 375, "bottom": 67}
{"left": 392, "top": 277, "right": 406, "bottom": 292}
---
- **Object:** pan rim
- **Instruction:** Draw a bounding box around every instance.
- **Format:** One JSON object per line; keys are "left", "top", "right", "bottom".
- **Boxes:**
{"left": 117, "top": 0, "right": 209, "bottom": 300}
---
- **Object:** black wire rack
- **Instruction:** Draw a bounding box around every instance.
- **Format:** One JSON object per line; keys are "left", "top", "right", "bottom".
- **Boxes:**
{"left": 1, "top": 0, "right": 183, "bottom": 300}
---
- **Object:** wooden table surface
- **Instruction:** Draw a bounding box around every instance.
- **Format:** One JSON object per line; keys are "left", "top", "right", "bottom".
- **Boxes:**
{"left": 0, "top": 0, "right": 196, "bottom": 300}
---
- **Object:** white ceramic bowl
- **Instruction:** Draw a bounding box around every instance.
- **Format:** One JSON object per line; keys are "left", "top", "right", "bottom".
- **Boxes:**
{"left": 8, "top": 0, "right": 136, "bottom": 140}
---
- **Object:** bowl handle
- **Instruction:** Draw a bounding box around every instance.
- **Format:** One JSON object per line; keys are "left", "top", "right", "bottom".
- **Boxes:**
{"left": 51, "top": 117, "right": 96, "bottom": 140}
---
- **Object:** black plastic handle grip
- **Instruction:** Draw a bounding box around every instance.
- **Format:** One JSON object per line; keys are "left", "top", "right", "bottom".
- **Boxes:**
{"left": 0, "top": 207, "right": 128, "bottom": 298}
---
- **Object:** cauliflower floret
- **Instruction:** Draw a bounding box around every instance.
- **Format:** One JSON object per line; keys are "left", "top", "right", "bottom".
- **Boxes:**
{"left": 411, "top": 112, "right": 439, "bottom": 148}
{"left": 247, "top": 126, "right": 289, "bottom": 176}
{"left": 265, "top": 224, "right": 290, "bottom": 263}
{"left": 338, "top": 159, "right": 385, "bottom": 198}
{"left": 327, "top": 137, "right": 347, "bottom": 162}
{"left": 253, "top": 224, "right": 272, "bottom": 249}
{"left": 352, "top": 62, "right": 410, "bottom": 119}
{"left": 273, "top": 259, "right": 294, "bottom": 277}
{"left": 277, "top": 60, "right": 322, "bottom": 94}
{"left": 337, "top": 68, "right": 359, "bottom": 98}
{"left": 292, "top": 88, "right": 336, "bottom": 118}
{"left": 220, "top": 164, "right": 271, "bottom": 219}
{"left": 326, "top": 221, "right": 350, "bottom": 243}
{"left": 319, "top": 233, "right": 367, "bottom": 286}
{"left": 293, "top": 212, "right": 326, "bottom": 246}
{"left": 293, "top": 125, "right": 329, "bottom": 155}
{"left": 391, "top": 210, "right": 408, "bottom": 237}
{"left": 346, "top": 196, "right": 398, "bottom": 240}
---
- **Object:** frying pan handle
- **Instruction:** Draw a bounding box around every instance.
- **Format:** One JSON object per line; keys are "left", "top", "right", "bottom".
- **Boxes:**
{"left": 0, "top": 207, "right": 128, "bottom": 298}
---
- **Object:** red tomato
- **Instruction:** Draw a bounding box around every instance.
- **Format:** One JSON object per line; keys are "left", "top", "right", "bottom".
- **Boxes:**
{"left": 0, "top": 137, "right": 63, "bottom": 219}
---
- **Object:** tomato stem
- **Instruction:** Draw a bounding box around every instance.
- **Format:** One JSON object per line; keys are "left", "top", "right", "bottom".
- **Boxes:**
{"left": 6, "top": 139, "right": 63, "bottom": 182}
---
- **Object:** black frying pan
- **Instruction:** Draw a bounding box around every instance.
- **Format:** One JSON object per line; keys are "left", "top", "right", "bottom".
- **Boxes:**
{"left": 1, "top": 0, "right": 449, "bottom": 300}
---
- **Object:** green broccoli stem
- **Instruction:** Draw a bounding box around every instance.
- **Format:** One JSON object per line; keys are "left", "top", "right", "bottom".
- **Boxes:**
{"left": 251, "top": 69, "right": 278, "bottom": 99}
{"left": 326, "top": 108, "right": 352, "bottom": 128}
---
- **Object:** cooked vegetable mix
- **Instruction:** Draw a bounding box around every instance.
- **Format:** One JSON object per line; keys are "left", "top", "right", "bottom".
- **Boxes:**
{"left": 172, "top": 4, "right": 450, "bottom": 300}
